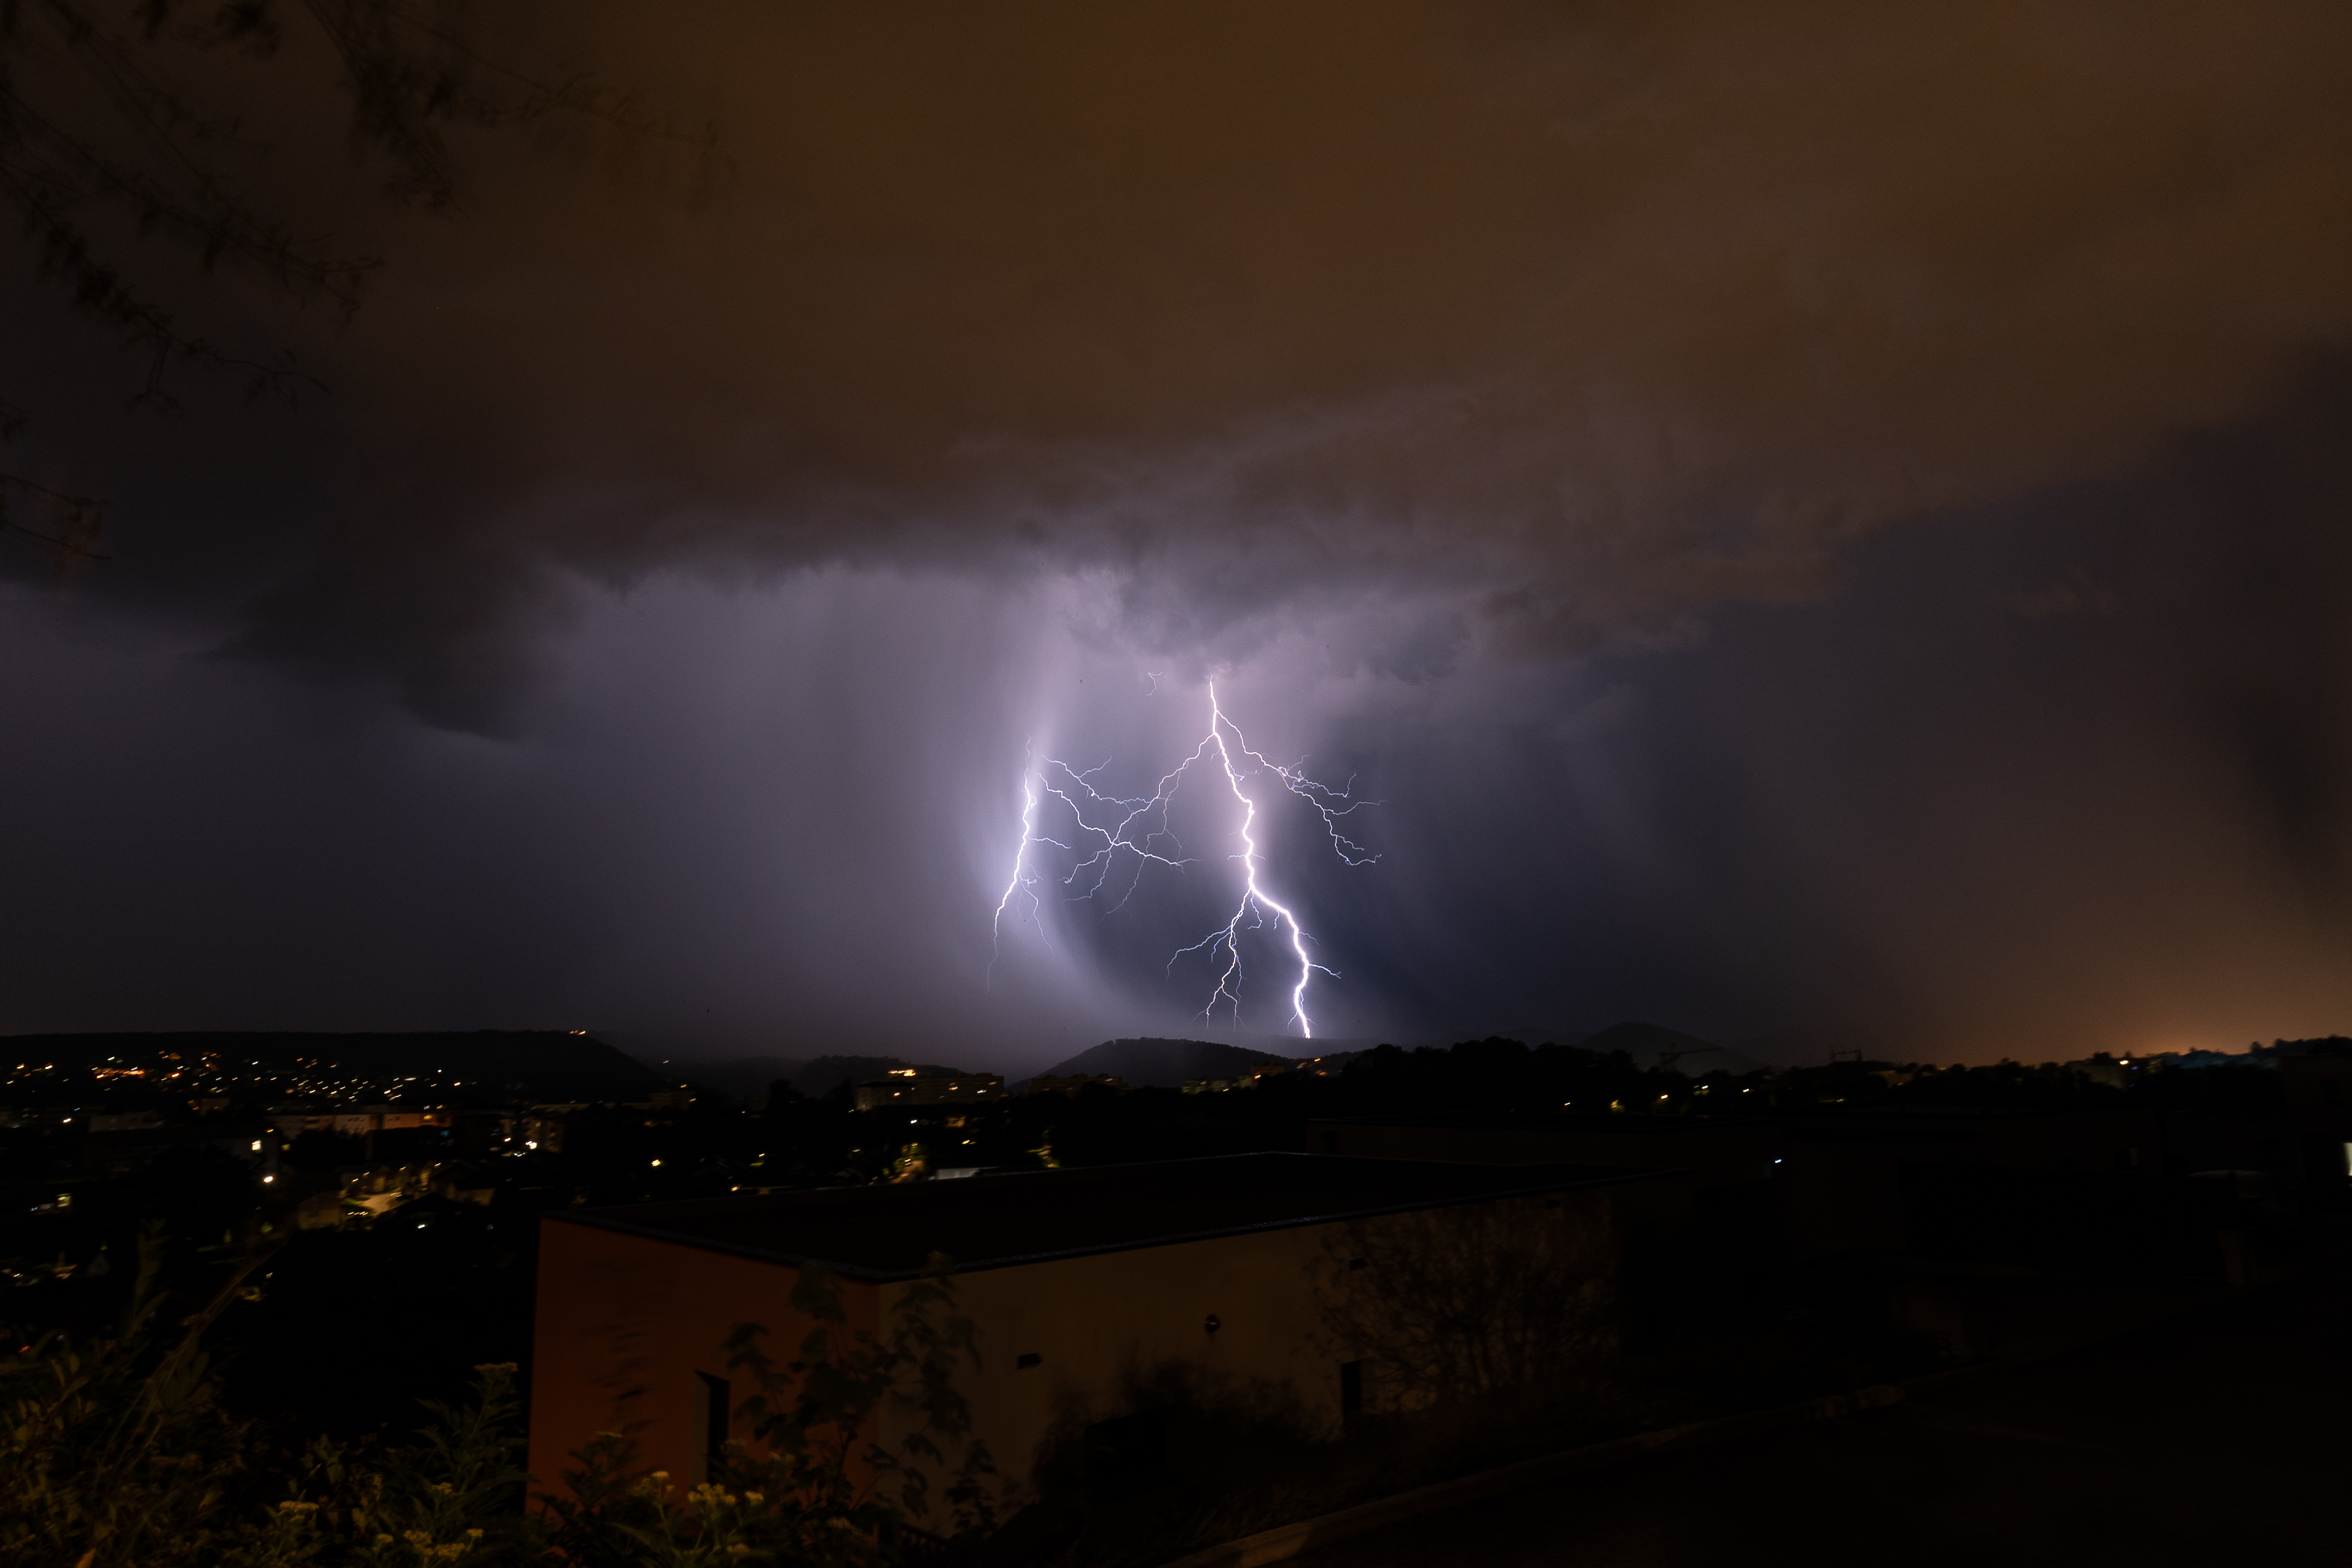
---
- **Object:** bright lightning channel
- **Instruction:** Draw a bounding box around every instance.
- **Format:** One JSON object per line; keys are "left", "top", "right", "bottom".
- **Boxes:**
{"left": 988, "top": 773, "right": 1052, "bottom": 984}
{"left": 988, "top": 684, "right": 1377, "bottom": 1037}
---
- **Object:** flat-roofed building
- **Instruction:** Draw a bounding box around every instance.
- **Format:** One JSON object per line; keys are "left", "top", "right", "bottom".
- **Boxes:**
{"left": 851, "top": 1071, "right": 1005, "bottom": 1111}
{"left": 279, "top": 1105, "right": 454, "bottom": 1138}
{"left": 528, "top": 1153, "right": 1650, "bottom": 1510}
{"left": 1307, "top": 1112, "right": 1784, "bottom": 1331}
{"left": 1025, "top": 1073, "right": 1126, "bottom": 1095}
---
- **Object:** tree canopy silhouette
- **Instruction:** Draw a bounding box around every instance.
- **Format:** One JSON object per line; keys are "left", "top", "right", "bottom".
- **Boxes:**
{"left": 0, "top": 0, "right": 712, "bottom": 564}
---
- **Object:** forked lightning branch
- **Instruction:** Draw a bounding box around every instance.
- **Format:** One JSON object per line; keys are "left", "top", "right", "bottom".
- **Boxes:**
{"left": 991, "top": 686, "right": 1377, "bottom": 1037}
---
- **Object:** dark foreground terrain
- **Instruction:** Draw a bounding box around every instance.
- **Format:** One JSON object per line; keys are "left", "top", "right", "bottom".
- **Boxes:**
{"left": 1294, "top": 1265, "right": 2348, "bottom": 1568}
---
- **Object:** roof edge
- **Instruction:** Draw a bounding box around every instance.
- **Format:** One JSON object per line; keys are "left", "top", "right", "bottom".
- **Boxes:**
{"left": 543, "top": 1158, "right": 1667, "bottom": 1281}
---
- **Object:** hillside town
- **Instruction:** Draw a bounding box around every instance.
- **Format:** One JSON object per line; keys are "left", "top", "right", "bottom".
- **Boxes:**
{"left": 6, "top": 1026, "right": 2348, "bottom": 1565}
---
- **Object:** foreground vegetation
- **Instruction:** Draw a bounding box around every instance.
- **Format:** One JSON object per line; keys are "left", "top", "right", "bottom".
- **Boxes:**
{"left": 6, "top": 1217, "right": 1949, "bottom": 1568}
{"left": 3, "top": 1237, "right": 991, "bottom": 1568}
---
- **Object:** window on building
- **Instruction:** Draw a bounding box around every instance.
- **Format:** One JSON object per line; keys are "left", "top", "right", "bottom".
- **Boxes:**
{"left": 689, "top": 1371, "right": 730, "bottom": 1485}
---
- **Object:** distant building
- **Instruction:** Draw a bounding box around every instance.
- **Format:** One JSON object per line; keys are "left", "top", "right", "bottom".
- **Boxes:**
{"left": 851, "top": 1071, "right": 1005, "bottom": 1111}
{"left": 1027, "top": 1073, "right": 1126, "bottom": 1095}
{"left": 2278, "top": 1049, "right": 2352, "bottom": 1180}
{"left": 1292, "top": 1054, "right": 1356, "bottom": 1077}
{"left": 2060, "top": 1054, "right": 2130, "bottom": 1088}
{"left": 447, "top": 1106, "right": 520, "bottom": 1156}
{"left": 524, "top": 1104, "right": 589, "bottom": 1154}
{"left": 294, "top": 1189, "right": 353, "bottom": 1230}
{"left": 296, "top": 1107, "right": 452, "bottom": 1136}
{"left": 1181, "top": 1061, "right": 1290, "bottom": 1093}
{"left": 432, "top": 1161, "right": 499, "bottom": 1206}
{"left": 344, "top": 1161, "right": 436, "bottom": 1199}
{"left": 1303, "top": 1100, "right": 2297, "bottom": 1308}
{"left": 529, "top": 1154, "right": 1654, "bottom": 1504}
{"left": 79, "top": 1115, "right": 280, "bottom": 1178}
{"left": 2138, "top": 1047, "right": 2273, "bottom": 1071}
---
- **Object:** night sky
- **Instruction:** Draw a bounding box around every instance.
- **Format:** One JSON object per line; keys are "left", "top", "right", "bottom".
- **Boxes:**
{"left": 7, "top": 3, "right": 2352, "bottom": 1071}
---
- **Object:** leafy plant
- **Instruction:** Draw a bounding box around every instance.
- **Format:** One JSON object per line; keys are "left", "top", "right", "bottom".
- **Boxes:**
{"left": 239, "top": 1364, "right": 535, "bottom": 1568}
{"left": 0, "top": 1229, "right": 268, "bottom": 1568}
{"left": 6, "top": 1238, "right": 995, "bottom": 1567}
{"left": 541, "top": 1255, "right": 996, "bottom": 1567}
{"left": 1311, "top": 1194, "right": 1616, "bottom": 1412}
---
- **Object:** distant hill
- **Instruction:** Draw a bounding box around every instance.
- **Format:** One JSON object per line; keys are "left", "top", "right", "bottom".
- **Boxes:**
{"left": 1042, "top": 1037, "right": 1290, "bottom": 1088}
{"left": 1576, "top": 1020, "right": 1766, "bottom": 1077}
{"left": 1235, "top": 1034, "right": 1395, "bottom": 1059}
{"left": 642, "top": 1054, "right": 805, "bottom": 1102}
{"left": 0, "top": 1030, "right": 664, "bottom": 1098}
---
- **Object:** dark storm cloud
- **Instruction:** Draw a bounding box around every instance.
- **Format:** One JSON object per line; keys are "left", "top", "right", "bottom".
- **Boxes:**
{"left": 1124, "top": 363, "right": 2352, "bottom": 1066}
{"left": 11, "top": 1, "right": 2352, "bottom": 1061}
{"left": 1600, "top": 369, "right": 2352, "bottom": 1058}
{"left": 18, "top": 0, "right": 2352, "bottom": 719}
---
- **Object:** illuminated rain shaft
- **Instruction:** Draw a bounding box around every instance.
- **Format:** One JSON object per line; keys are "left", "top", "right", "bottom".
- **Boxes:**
{"left": 989, "top": 684, "right": 1376, "bottom": 1035}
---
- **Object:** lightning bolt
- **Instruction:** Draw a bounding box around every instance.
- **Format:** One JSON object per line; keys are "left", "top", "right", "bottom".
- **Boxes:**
{"left": 987, "top": 770, "right": 1052, "bottom": 988}
{"left": 989, "top": 686, "right": 1378, "bottom": 1035}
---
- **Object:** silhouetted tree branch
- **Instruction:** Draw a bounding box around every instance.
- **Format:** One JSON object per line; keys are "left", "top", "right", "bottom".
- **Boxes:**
{"left": 0, "top": 0, "right": 720, "bottom": 565}
{"left": 1312, "top": 1196, "right": 1617, "bottom": 1414}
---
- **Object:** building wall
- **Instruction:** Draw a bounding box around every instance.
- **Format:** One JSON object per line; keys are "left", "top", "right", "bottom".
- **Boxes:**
{"left": 2280, "top": 1055, "right": 2352, "bottom": 1180}
{"left": 533, "top": 1186, "right": 1619, "bottom": 1519}
{"left": 1777, "top": 1141, "right": 1911, "bottom": 1260}
{"left": 851, "top": 1076, "right": 1005, "bottom": 1111}
{"left": 942, "top": 1187, "right": 1620, "bottom": 1496}
{"left": 1967, "top": 1106, "right": 2164, "bottom": 1173}
{"left": 1779, "top": 1106, "right": 2170, "bottom": 1262}
{"left": 527, "top": 1218, "right": 875, "bottom": 1501}
{"left": 1303, "top": 1120, "right": 1778, "bottom": 1332}
{"left": 901, "top": 1219, "right": 1342, "bottom": 1499}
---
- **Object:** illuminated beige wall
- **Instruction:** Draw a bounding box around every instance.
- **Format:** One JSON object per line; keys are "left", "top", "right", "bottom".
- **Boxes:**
{"left": 534, "top": 1186, "right": 1614, "bottom": 1521}
{"left": 889, "top": 1220, "right": 1338, "bottom": 1499}
{"left": 881, "top": 1185, "right": 1614, "bottom": 1504}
